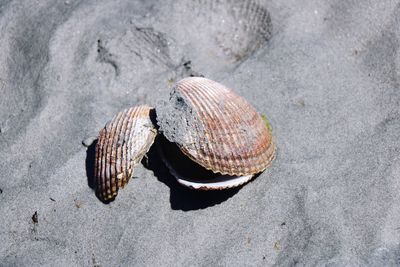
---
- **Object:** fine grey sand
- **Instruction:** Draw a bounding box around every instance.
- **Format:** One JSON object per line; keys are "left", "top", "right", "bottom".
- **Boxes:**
{"left": 1, "top": 0, "right": 400, "bottom": 266}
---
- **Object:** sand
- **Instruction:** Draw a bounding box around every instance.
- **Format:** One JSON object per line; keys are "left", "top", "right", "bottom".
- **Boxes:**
{"left": 0, "top": 0, "right": 399, "bottom": 266}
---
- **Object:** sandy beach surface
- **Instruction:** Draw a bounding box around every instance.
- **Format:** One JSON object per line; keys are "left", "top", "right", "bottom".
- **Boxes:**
{"left": 1, "top": 0, "right": 400, "bottom": 266}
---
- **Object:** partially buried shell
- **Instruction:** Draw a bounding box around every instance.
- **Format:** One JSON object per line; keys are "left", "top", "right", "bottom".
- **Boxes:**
{"left": 156, "top": 77, "right": 276, "bottom": 190}
{"left": 94, "top": 106, "right": 157, "bottom": 201}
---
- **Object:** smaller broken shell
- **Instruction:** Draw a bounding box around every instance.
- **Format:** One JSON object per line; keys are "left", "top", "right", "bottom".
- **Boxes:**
{"left": 94, "top": 106, "right": 157, "bottom": 201}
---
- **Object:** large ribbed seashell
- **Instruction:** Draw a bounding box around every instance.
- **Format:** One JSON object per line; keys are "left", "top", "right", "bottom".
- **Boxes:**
{"left": 156, "top": 77, "right": 276, "bottom": 189}
{"left": 94, "top": 106, "right": 157, "bottom": 201}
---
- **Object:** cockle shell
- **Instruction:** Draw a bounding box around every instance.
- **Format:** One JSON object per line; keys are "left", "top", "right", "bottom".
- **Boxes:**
{"left": 94, "top": 106, "right": 157, "bottom": 201}
{"left": 156, "top": 77, "right": 276, "bottom": 189}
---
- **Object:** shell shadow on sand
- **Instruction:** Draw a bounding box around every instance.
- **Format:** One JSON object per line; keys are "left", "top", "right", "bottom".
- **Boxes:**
{"left": 85, "top": 139, "right": 97, "bottom": 191}
{"left": 85, "top": 137, "right": 244, "bottom": 209}
{"left": 85, "top": 136, "right": 243, "bottom": 209}
{"left": 142, "top": 137, "right": 245, "bottom": 211}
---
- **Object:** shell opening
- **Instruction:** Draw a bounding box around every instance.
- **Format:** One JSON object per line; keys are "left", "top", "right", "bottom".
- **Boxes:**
{"left": 158, "top": 137, "right": 254, "bottom": 190}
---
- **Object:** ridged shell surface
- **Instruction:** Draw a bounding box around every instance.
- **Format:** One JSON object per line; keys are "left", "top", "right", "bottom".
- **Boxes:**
{"left": 94, "top": 106, "right": 157, "bottom": 201}
{"left": 157, "top": 77, "right": 276, "bottom": 176}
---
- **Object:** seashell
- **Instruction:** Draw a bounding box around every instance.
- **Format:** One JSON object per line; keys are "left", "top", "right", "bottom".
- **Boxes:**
{"left": 171, "top": 0, "right": 272, "bottom": 66}
{"left": 156, "top": 77, "right": 276, "bottom": 190}
{"left": 94, "top": 106, "right": 157, "bottom": 201}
